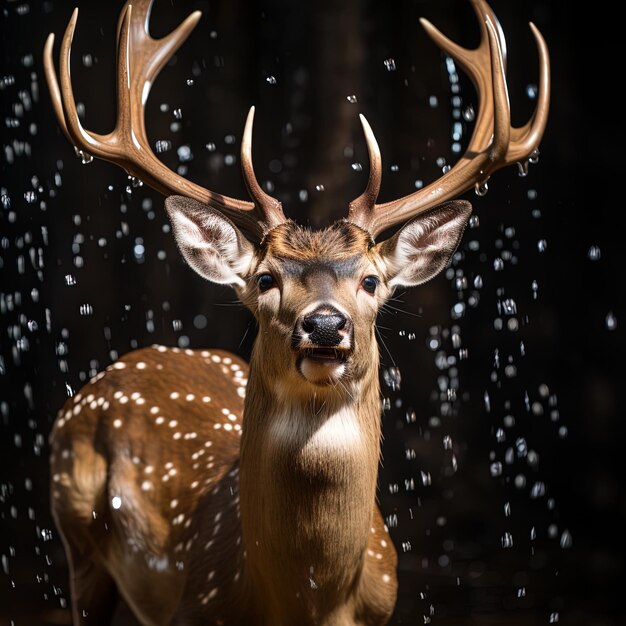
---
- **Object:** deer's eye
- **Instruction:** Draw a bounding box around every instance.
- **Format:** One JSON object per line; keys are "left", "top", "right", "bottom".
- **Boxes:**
{"left": 257, "top": 274, "right": 275, "bottom": 293}
{"left": 361, "top": 275, "right": 379, "bottom": 294}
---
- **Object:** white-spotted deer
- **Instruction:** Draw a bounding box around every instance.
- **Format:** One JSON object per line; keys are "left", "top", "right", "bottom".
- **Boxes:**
{"left": 43, "top": 1, "right": 549, "bottom": 624}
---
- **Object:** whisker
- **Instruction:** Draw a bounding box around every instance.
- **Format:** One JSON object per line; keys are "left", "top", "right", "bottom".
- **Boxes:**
{"left": 237, "top": 321, "right": 254, "bottom": 351}
{"left": 380, "top": 302, "right": 421, "bottom": 318}
{"left": 376, "top": 327, "right": 396, "bottom": 366}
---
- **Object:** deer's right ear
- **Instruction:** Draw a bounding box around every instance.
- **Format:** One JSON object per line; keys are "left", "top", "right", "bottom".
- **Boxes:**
{"left": 165, "top": 196, "right": 256, "bottom": 288}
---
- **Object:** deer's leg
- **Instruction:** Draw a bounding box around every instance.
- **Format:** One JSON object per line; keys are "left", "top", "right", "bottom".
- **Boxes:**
{"left": 64, "top": 537, "right": 118, "bottom": 626}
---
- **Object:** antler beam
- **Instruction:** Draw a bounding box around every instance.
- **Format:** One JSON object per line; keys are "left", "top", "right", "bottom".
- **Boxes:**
{"left": 348, "top": 0, "right": 550, "bottom": 239}
{"left": 43, "top": 0, "right": 286, "bottom": 239}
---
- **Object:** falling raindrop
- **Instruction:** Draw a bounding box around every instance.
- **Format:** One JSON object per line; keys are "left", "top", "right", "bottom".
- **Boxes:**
{"left": 605, "top": 311, "right": 617, "bottom": 331}
{"left": 587, "top": 245, "right": 601, "bottom": 261}
{"left": 73, "top": 146, "right": 93, "bottom": 164}
{"left": 474, "top": 181, "right": 488, "bottom": 197}
{"left": 383, "top": 367, "right": 402, "bottom": 391}
{"left": 462, "top": 104, "right": 475, "bottom": 121}
{"left": 383, "top": 58, "right": 396, "bottom": 71}
{"left": 526, "top": 83, "right": 538, "bottom": 99}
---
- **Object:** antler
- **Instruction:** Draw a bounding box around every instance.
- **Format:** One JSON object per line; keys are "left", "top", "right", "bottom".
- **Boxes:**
{"left": 347, "top": 0, "right": 550, "bottom": 239}
{"left": 43, "top": 0, "right": 286, "bottom": 240}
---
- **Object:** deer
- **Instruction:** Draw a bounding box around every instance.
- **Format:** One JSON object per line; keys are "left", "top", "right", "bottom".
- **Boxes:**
{"left": 43, "top": 0, "right": 549, "bottom": 624}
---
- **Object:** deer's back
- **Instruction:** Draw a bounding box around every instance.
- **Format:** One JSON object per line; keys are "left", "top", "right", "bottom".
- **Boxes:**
{"left": 49, "top": 346, "right": 248, "bottom": 623}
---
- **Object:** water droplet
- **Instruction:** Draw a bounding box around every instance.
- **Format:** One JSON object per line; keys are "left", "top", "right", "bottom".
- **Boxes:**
{"left": 315, "top": 184, "right": 325, "bottom": 192}
{"left": 383, "top": 367, "right": 402, "bottom": 391}
{"left": 155, "top": 139, "right": 172, "bottom": 153}
{"left": 526, "top": 83, "right": 538, "bottom": 99}
{"left": 177, "top": 145, "right": 193, "bottom": 163}
{"left": 501, "top": 532, "right": 514, "bottom": 548}
{"left": 537, "top": 239, "right": 547, "bottom": 252}
{"left": 530, "top": 481, "right": 546, "bottom": 499}
{"left": 493, "top": 258, "right": 504, "bottom": 271}
{"left": 383, "top": 58, "right": 396, "bottom": 71}
{"left": 266, "top": 75, "right": 277, "bottom": 85}
{"left": 73, "top": 146, "right": 93, "bottom": 164}
{"left": 451, "top": 302, "right": 465, "bottom": 319}
{"left": 529, "top": 149, "right": 540, "bottom": 164}
{"left": 186, "top": 79, "right": 194, "bottom": 86}
{"left": 468, "top": 215, "right": 480, "bottom": 228}
{"left": 517, "top": 161, "right": 529, "bottom": 177}
{"left": 587, "top": 245, "right": 601, "bottom": 261}
{"left": 549, "top": 612, "right": 560, "bottom": 623}
{"left": 605, "top": 311, "right": 617, "bottom": 331}
{"left": 346, "top": 94, "right": 358, "bottom": 103}
{"left": 462, "top": 104, "right": 475, "bottom": 121}
{"left": 474, "top": 181, "right": 488, "bottom": 197}
{"left": 429, "top": 95, "right": 438, "bottom": 108}
{"left": 351, "top": 163, "right": 362, "bottom": 171}
{"left": 560, "top": 529, "right": 572, "bottom": 549}
{"left": 490, "top": 462, "right": 502, "bottom": 477}
{"left": 173, "top": 108, "right": 183, "bottom": 119}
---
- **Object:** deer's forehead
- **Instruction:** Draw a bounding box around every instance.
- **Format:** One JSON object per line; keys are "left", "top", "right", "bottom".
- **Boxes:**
{"left": 260, "top": 222, "right": 376, "bottom": 275}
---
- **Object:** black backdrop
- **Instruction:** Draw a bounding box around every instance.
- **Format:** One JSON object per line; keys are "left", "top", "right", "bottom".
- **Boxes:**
{"left": 0, "top": 0, "right": 623, "bottom": 624}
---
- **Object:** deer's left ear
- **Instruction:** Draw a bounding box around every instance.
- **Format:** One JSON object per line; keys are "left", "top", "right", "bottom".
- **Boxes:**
{"left": 375, "top": 200, "right": 472, "bottom": 288}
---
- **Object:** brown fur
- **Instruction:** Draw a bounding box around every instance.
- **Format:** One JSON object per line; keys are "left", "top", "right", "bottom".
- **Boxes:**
{"left": 51, "top": 222, "right": 399, "bottom": 626}
{"left": 50, "top": 211, "right": 491, "bottom": 624}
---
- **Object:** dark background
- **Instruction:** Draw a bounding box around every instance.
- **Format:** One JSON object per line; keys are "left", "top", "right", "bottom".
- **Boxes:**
{"left": 0, "top": 0, "right": 623, "bottom": 624}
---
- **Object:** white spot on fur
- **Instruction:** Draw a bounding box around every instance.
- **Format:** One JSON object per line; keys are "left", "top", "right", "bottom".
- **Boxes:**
{"left": 170, "top": 392, "right": 180, "bottom": 400}
{"left": 113, "top": 362, "right": 126, "bottom": 370}
{"left": 136, "top": 362, "right": 146, "bottom": 369}
{"left": 113, "top": 419, "right": 122, "bottom": 428}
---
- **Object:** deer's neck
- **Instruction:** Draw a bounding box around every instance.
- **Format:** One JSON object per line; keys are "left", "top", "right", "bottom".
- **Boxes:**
{"left": 239, "top": 347, "right": 381, "bottom": 624}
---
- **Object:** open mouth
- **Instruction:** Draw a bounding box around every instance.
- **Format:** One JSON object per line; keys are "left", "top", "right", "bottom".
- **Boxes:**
{"left": 302, "top": 348, "right": 348, "bottom": 363}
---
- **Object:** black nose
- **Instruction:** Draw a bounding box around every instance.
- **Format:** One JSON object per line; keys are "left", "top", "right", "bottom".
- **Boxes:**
{"left": 301, "top": 311, "right": 347, "bottom": 347}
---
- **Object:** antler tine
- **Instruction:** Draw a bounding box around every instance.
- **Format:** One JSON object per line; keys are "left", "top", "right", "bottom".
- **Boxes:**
{"left": 43, "top": 33, "right": 71, "bottom": 145}
{"left": 56, "top": 9, "right": 109, "bottom": 158}
{"left": 241, "top": 107, "right": 287, "bottom": 231}
{"left": 346, "top": 0, "right": 550, "bottom": 240}
{"left": 44, "top": 1, "right": 286, "bottom": 240}
{"left": 508, "top": 22, "right": 550, "bottom": 161}
{"left": 347, "top": 115, "right": 382, "bottom": 227}
{"left": 485, "top": 16, "right": 510, "bottom": 162}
